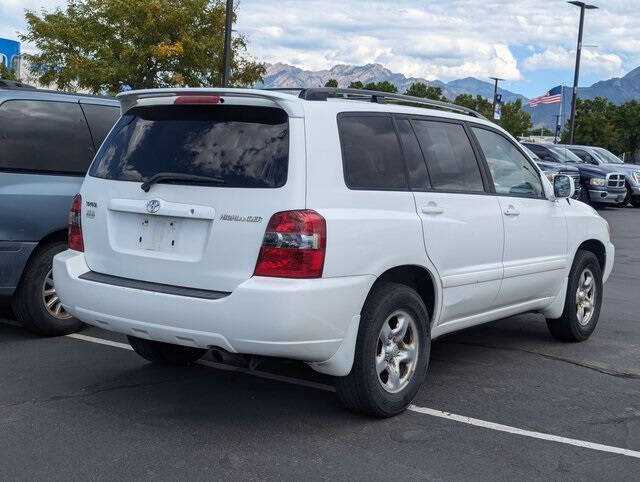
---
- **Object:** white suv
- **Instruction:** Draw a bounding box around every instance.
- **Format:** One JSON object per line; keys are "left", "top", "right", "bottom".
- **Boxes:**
{"left": 54, "top": 87, "right": 614, "bottom": 417}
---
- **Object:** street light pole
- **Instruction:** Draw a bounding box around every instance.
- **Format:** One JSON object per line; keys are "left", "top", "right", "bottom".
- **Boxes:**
{"left": 567, "top": 1, "right": 598, "bottom": 145}
{"left": 222, "top": 0, "right": 234, "bottom": 87}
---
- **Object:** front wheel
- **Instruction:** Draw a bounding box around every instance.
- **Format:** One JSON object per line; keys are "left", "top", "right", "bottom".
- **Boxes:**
{"left": 127, "top": 336, "right": 206, "bottom": 365}
{"left": 617, "top": 184, "right": 631, "bottom": 207}
{"left": 334, "top": 282, "right": 430, "bottom": 417}
{"left": 631, "top": 196, "right": 640, "bottom": 208}
{"left": 546, "top": 250, "right": 603, "bottom": 342}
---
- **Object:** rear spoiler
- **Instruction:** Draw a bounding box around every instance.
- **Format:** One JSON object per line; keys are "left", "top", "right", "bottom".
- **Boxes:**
{"left": 116, "top": 88, "right": 305, "bottom": 117}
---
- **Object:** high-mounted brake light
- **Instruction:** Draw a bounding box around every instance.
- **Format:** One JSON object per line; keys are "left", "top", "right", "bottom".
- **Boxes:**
{"left": 68, "top": 193, "right": 84, "bottom": 252}
{"left": 174, "top": 95, "right": 223, "bottom": 105}
{"left": 254, "top": 210, "right": 326, "bottom": 279}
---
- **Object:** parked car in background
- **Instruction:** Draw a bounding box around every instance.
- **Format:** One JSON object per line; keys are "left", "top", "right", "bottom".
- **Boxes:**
{"left": 521, "top": 144, "right": 581, "bottom": 199}
{"left": 0, "top": 82, "right": 120, "bottom": 335}
{"left": 561, "top": 145, "right": 640, "bottom": 208}
{"left": 522, "top": 143, "right": 626, "bottom": 207}
{"left": 54, "top": 87, "right": 614, "bottom": 417}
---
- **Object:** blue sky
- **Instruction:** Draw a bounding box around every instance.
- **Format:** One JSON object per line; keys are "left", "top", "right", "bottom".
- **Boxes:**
{"left": 2, "top": 0, "right": 639, "bottom": 98}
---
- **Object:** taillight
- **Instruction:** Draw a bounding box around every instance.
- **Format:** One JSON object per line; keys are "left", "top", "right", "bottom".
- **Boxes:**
{"left": 68, "top": 193, "right": 84, "bottom": 252}
{"left": 254, "top": 210, "right": 326, "bottom": 279}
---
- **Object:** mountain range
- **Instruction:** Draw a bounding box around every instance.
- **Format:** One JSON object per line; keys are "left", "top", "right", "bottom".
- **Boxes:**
{"left": 258, "top": 63, "right": 640, "bottom": 129}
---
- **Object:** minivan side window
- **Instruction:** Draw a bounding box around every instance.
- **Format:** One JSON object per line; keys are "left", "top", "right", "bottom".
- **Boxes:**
{"left": 411, "top": 120, "right": 484, "bottom": 192}
{"left": 339, "top": 115, "right": 407, "bottom": 190}
{"left": 0, "top": 100, "right": 95, "bottom": 174}
{"left": 473, "top": 128, "right": 544, "bottom": 199}
{"left": 80, "top": 104, "right": 120, "bottom": 149}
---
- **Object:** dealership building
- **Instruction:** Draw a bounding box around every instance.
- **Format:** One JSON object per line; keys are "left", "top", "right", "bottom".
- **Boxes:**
{"left": 0, "top": 38, "right": 21, "bottom": 73}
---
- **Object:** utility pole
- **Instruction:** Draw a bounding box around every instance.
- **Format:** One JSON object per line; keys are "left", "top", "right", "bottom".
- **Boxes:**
{"left": 567, "top": 1, "right": 598, "bottom": 144}
{"left": 554, "top": 114, "right": 562, "bottom": 143}
{"left": 490, "top": 77, "right": 504, "bottom": 120}
{"left": 222, "top": 0, "right": 234, "bottom": 87}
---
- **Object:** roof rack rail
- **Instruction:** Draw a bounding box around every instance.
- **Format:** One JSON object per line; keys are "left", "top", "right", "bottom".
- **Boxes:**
{"left": 264, "top": 87, "right": 485, "bottom": 119}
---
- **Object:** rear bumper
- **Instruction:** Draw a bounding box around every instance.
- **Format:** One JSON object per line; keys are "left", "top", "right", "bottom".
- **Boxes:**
{"left": 53, "top": 250, "right": 373, "bottom": 375}
{"left": 588, "top": 189, "right": 626, "bottom": 204}
{"left": 0, "top": 241, "right": 37, "bottom": 296}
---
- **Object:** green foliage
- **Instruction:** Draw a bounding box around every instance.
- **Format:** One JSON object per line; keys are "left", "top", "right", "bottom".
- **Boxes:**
{"left": 614, "top": 100, "right": 640, "bottom": 158}
{"left": 324, "top": 78, "right": 338, "bottom": 88}
{"left": 561, "top": 97, "right": 619, "bottom": 152}
{"left": 362, "top": 80, "right": 397, "bottom": 93}
{"left": 404, "top": 82, "right": 447, "bottom": 101}
{"left": 348, "top": 80, "right": 363, "bottom": 89}
{"left": 0, "top": 63, "right": 19, "bottom": 81}
{"left": 454, "top": 94, "right": 532, "bottom": 138}
{"left": 20, "top": 0, "right": 265, "bottom": 94}
{"left": 499, "top": 99, "right": 533, "bottom": 138}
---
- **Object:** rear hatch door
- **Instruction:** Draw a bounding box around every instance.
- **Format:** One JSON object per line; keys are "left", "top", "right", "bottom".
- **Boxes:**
{"left": 81, "top": 96, "right": 305, "bottom": 292}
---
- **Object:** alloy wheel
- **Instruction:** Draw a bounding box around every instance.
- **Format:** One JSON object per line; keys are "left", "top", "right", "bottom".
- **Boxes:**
{"left": 375, "top": 310, "right": 419, "bottom": 393}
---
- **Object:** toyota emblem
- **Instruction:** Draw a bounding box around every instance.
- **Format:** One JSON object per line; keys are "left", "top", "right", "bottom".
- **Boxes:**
{"left": 146, "top": 199, "right": 160, "bottom": 214}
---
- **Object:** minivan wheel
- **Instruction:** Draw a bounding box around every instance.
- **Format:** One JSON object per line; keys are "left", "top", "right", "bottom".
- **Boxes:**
{"left": 12, "top": 241, "right": 84, "bottom": 336}
{"left": 546, "top": 249, "right": 603, "bottom": 342}
{"left": 127, "top": 336, "right": 206, "bottom": 365}
{"left": 334, "top": 282, "right": 430, "bottom": 418}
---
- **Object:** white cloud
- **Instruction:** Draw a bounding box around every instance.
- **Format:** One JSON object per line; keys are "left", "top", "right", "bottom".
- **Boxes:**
{"left": 523, "top": 47, "right": 623, "bottom": 76}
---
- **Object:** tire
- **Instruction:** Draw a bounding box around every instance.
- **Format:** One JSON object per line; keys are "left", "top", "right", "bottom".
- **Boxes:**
{"left": 617, "top": 183, "right": 631, "bottom": 207}
{"left": 578, "top": 185, "right": 591, "bottom": 205}
{"left": 334, "top": 282, "right": 430, "bottom": 418}
{"left": 12, "top": 241, "right": 84, "bottom": 336}
{"left": 127, "top": 336, "right": 206, "bottom": 365}
{"left": 546, "top": 250, "right": 603, "bottom": 342}
{"left": 631, "top": 196, "right": 640, "bottom": 208}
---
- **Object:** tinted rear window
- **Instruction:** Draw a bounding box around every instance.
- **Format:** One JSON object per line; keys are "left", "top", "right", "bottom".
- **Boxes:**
{"left": 0, "top": 99, "right": 95, "bottom": 174}
{"left": 411, "top": 120, "right": 484, "bottom": 192}
{"left": 89, "top": 105, "right": 289, "bottom": 188}
{"left": 338, "top": 115, "right": 407, "bottom": 190}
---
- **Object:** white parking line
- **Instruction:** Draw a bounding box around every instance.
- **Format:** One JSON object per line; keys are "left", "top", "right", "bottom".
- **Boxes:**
{"left": 66, "top": 333, "right": 640, "bottom": 460}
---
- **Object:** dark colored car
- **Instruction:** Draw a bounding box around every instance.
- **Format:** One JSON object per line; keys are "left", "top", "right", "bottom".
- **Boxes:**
{"left": 561, "top": 145, "right": 640, "bottom": 207}
{"left": 0, "top": 82, "right": 120, "bottom": 335}
{"left": 522, "top": 143, "right": 627, "bottom": 206}
{"left": 521, "top": 144, "right": 581, "bottom": 199}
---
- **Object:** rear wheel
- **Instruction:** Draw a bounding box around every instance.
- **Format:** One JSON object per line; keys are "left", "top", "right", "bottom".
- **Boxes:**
{"left": 127, "top": 336, "right": 206, "bottom": 365}
{"left": 12, "top": 241, "right": 84, "bottom": 336}
{"left": 546, "top": 250, "right": 603, "bottom": 342}
{"left": 334, "top": 282, "right": 430, "bottom": 418}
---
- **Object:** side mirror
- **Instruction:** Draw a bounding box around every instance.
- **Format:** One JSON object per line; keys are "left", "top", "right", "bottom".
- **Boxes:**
{"left": 554, "top": 174, "right": 575, "bottom": 199}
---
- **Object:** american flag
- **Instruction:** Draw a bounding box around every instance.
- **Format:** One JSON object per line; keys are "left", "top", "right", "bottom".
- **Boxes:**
{"left": 529, "top": 86, "right": 563, "bottom": 107}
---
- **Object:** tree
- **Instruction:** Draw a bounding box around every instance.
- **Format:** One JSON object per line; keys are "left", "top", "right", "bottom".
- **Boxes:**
{"left": 454, "top": 94, "right": 492, "bottom": 118}
{"left": 363, "top": 80, "right": 397, "bottom": 93}
{"left": 20, "top": 0, "right": 265, "bottom": 94}
{"left": 560, "top": 97, "right": 619, "bottom": 152}
{"left": 613, "top": 100, "right": 640, "bottom": 157}
{"left": 499, "top": 99, "right": 533, "bottom": 138}
{"left": 348, "top": 80, "right": 363, "bottom": 89}
{"left": 0, "top": 63, "right": 19, "bottom": 81}
{"left": 324, "top": 78, "right": 338, "bottom": 88}
{"left": 404, "top": 82, "right": 447, "bottom": 101}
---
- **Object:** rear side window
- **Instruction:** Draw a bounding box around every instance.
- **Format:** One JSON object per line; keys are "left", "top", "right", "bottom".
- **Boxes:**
{"left": 396, "top": 119, "right": 430, "bottom": 190}
{"left": 338, "top": 115, "right": 407, "bottom": 190}
{"left": 0, "top": 100, "right": 95, "bottom": 174}
{"left": 80, "top": 104, "right": 120, "bottom": 148}
{"left": 411, "top": 120, "right": 484, "bottom": 192}
{"left": 90, "top": 105, "right": 289, "bottom": 188}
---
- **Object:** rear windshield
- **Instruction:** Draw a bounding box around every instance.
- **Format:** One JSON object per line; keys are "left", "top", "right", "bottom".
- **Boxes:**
{"left": 89, "top": 105, "right": 289, "bottom": 188}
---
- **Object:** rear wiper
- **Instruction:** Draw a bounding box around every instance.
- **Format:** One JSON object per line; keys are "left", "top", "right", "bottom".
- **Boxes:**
{"left": 141, "top": 172, "right": 225, "bottom": 192}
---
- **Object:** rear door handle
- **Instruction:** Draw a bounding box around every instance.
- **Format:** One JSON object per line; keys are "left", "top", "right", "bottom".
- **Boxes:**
{"left": 421, "top": 203, "right": 444, "bottom": 215}
{"left": 504, "top": 205, "right": 520, "bottom": 216}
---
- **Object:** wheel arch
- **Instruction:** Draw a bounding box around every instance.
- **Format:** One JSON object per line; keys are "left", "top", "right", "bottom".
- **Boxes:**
{"left": 366, "top": 264, "right": 439, "bottom": 328}
{"left": 577, "top": 239, "right": 606, "bottom": 271}
{"left": 16, "top": 229, "right": 68, "bottom": 288}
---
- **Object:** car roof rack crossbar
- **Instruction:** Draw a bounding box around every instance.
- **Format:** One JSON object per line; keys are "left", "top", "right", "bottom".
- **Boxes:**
{"left": 264, "top": 87, "right": 485, "bottom": 118}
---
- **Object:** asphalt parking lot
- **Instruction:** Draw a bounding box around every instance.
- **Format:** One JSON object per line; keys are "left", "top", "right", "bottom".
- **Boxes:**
{"left": 1, "top": 207, "right": 639, "bottom": 480}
